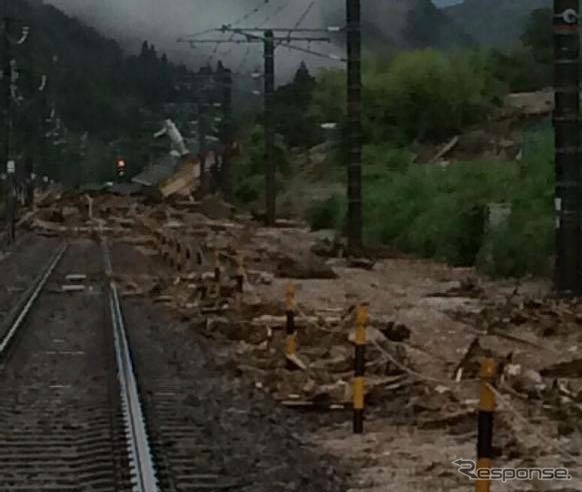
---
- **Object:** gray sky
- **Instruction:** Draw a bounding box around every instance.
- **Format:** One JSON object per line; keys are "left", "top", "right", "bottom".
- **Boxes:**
{"left": 45, "top": 0, "right": 463, "bottom": 78}
{"left": 46, "top": 0, "right": 347, "bottom": 78}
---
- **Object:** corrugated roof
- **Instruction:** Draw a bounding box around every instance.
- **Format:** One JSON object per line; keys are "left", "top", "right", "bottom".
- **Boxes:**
{"left": 131, "top": 154, "right": 179, "bottom": 187}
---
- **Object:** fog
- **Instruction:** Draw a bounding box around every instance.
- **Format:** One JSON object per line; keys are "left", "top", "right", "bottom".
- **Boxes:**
{"left": 46, "top": 0, "right": 348, "bottom": 80}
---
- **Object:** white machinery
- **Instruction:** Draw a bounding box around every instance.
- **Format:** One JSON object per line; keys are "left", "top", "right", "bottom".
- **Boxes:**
{"left": 154, "top": 119, "right": 189, "bottom": 157}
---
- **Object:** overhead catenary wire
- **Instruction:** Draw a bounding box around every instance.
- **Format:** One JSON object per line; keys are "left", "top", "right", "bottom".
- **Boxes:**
{"left": 180, "top": 0, "right": 271, "bottom": 40}
{"left": 231, "top": 0, "right": 292, "bottom": 71}
{"left": 180, "top": 0, "right": 272, "bottom": 65}
{"left": 210, "top": 27, "right": 346, "bottom": 63}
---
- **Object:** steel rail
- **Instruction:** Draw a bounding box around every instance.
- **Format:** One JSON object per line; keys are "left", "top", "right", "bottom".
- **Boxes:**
{"left": 101, "top": 237, "right": 160, "bottom": 492}
{"left": 0, "top": 242, "right": 68, "bottom": 357}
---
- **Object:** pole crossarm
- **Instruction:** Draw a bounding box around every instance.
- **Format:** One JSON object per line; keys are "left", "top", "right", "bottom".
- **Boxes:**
{"left": 178, "top": 28, "right": 345, "bottom": 63}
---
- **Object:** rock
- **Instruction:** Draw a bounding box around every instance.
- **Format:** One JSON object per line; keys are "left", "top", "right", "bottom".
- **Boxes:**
{"left": 258, "top": 272, "right": 274, "bottom": 285}
{"left": 504, "top": 364, "right": 546, "bottom": 395}
{"left": 541, "top": 358, "right": 582, "bottom": 378}
{"left": 503, "top": 90, "right": 554, "bottom": 117}
{"left": 312, "top": 380, "right": 351, "bottom": 404}
{"left": 348, "top": 326, "right": 387, "bottom": 345}
{"left": 276, "top": 253, "right": 337, "bottom": 279}
{"left": 200, "top": 195, "right": 235, "bottom": 220}
{"left": 61, "top": 206, "right": 80, "bottom": 219}
{"left": 381, "top": 322, "right": 411, "bottom": 342}
{"left": 310, "top": 230, "right": 344, "bottom": 258}
{"left": 347, "top": 257, "right": 375, "bottom": 270}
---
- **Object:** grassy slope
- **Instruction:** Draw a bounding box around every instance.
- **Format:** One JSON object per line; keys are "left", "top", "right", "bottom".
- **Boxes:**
{"left": 303, "top": 128, "right": 553, "bottom": 278}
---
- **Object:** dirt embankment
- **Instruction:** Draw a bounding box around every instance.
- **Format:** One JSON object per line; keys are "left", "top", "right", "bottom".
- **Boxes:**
{"left": 27, "top": 189, "right": 582, "bottom": 491}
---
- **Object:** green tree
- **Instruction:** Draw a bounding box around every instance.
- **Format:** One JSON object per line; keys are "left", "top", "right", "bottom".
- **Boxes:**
{"left": 272, "top": 62, "right": 319, "bottom": 148}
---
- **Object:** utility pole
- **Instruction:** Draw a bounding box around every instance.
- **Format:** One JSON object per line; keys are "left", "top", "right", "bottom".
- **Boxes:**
{"left": 179, "top": 27, "right": 335, "bottom": 225}
{"left": 553, "top": 0, "right": 582, "bottom": 295}
{"left": 217, "top": 63, "right": 233, "bottom": 201}
{"left": 197, "top": 69, "right": 211, "bottom": 197}
{"left": 3, "top": 11, "right": 15, "bottom": 244}
{"left": 264, "top": 29, "right": 275, "bottom": 226}
{"left": 346, "top": 0, "right": 362, "bottom": 252}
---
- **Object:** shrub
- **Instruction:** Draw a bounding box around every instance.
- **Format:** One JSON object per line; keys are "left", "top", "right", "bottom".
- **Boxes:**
{"left": 307, "top": 193, "right": 346, "bottom": 232}
{"left": 361, "top": 130, "right": 554, "bottom": 277}
{"left": 233, "top": 125, "right": 291, "bottom": 205}
{"left": 364, "top": 50, "right": 500, "bottom": 144}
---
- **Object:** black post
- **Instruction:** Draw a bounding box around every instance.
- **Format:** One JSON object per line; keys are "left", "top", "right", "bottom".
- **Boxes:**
{"left": 220, "top": 67, "right": 233, "bottom": 201}
{"left": 3, "top": 12, "right": 15, "bottom": 244}
{"left": 198, "top": 84, "right": 208, "bottom": 197}
{"left": 264, "top": 29, "right": 276, "bottom": 227}
{"left": 553, "top": 0, "right": 582, "bottom": 294}
{"left": 346, "top": 0, "right": 363, "bottom": 252}
{"left": 39, "top": 81, "right": 48, "bottom": 182}
{"left": 24, "top": 155, "right": 33, "bottom": 207}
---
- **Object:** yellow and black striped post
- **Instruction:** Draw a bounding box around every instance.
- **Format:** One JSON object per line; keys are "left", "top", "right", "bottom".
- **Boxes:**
{"left": 235, "top": 254, "right": 244, "bottom": 312}
{"left": 353, "top": 304, "right": 368, "bottom": 434}
{"left": 214, "top": 249, "right": 221, "bottom": 283}
{"left": 213, "top": 249, "right": 221, "bottom": 297}
{"left": 160, "top": 235, "right": 168, "bottom": 261}
{"left": 476, "top": 358, "right": 497, "bottom": 492}
{"left": 169, "top": 238, "right": 178, "bottom": 270}
{"left": 285, "top": 282, "right": 297, "bottom": 369}
{"left": 176, "top": 241, "right": 183, "bottom": 272}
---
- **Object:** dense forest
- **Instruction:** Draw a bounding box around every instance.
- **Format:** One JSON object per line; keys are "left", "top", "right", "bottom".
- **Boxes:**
{"left": 236, "top": 6, "right": 555, "bottom": 277}
{"left": 0, "top": 0, "right": 560, "bottom": 277}
{"left": 2, "top": 0, "right": 205, "bottom": 186}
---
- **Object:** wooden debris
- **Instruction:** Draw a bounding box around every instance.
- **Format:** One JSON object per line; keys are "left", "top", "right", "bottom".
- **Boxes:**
{"left": 418, "top": 409, "right": 476, "bottom": 429}
{"left": 251, "top": 314, "right": 341, "bottom": 329}
{"left": 429, "top": 135, "right": 459, "bottom": 164}
{"left": 201, "top": 305, "right": 229, "bottom": 314}
{"left": 285, "top": 353, "right": 307, "bottom": 371}
{"left": 66, "top": 274, "right": 87, "bottom": 282}
{"left": 541, "top": 358, "right": 582, "bottom": 378}
{"left": 61, "top": 285, "right": 86, "bottom": 292}
{"left": 451, "top": 336, "right": 479, "bottom": 381}
{"left": 347, "top": 257, "right": 375, "bottom": 270}
{"left": 154, "top": 295, "right": 174, "bottom": 303}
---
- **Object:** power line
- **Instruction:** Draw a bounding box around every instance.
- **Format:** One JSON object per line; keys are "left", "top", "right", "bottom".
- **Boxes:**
{"left": 291, "top": 1, "right": 316, "bottom": 31}
{"left": 220, "top": 0, "right": 293, "bottom": 74}
{"left": 276, "top": 39, "right": 345, "bottom": 62}
{"left": 257, "top": 0, "right": 292, "bottom": 27}
{"left": 180, "top": 25, "right": 335, "bottom": 226}
{"left": 180, "top": 0, "right": 273, "bottom": 66}
{"left": 181, "top": 0, "right": 271, "bottom": 39}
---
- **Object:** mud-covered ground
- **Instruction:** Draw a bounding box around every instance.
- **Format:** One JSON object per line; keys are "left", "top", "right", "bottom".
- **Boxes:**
{"left": 0, "top": 232, "right": 60, "bottom": 329}
{"left": 0, "top": 240, "right": 128, "bottom": 491}
{"left": 110, "top": 234, "right": 582, "bottom": 492}
{"left": 114, "top": 240, "right": 347, "bottom": 492}
{"left": 21, "top": 187, "right": 582, "bottom": 492}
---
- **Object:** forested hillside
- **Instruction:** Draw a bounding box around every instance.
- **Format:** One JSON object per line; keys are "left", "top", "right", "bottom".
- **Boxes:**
{"left": 321, "top": 0, "right": 475, "bottom": 52}
{"left": 5, "top": 0, "right": 200, "bottom": 185}
{"left": 443, "top": 0, "right": 551, "bottom": 48}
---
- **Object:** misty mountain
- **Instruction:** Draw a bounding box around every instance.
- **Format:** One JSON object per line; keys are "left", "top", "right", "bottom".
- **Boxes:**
{"left": 443, "top": 0, "right": 551, "bottom": 48}
{"left": 3, "top": 0, "right": 209, "bottom": 185}
{"left": 45, "top": 0, "right": 474, "bottom": 76}
{"left": 320, "top": 0, "right": 475, "bottom": 51}
{"left": 432, "top": 0, "right": 464, "bottom": 7}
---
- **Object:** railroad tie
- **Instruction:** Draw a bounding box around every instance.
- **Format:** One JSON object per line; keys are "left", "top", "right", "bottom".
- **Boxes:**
{"left": 476, "top": 358, "right": 497, "bottom": 492}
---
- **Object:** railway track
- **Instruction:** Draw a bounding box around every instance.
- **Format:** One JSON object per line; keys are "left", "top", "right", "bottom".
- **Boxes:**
{"left": 0, "top": 238, "right": 159, "bottom": 491}
{"left": 0, "top": 235, "right": 345, "bottom": 492}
